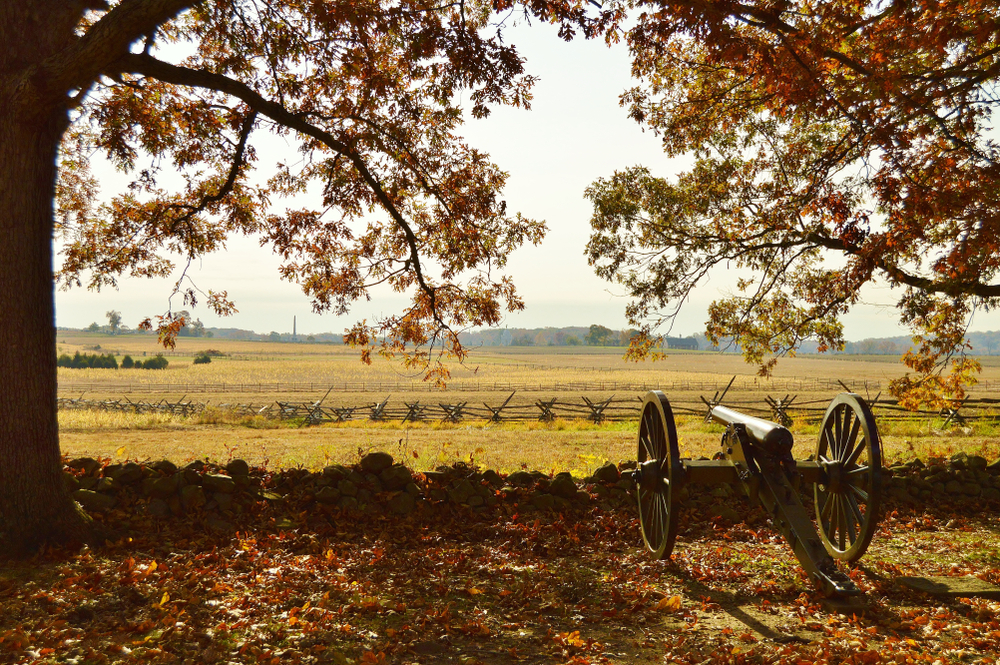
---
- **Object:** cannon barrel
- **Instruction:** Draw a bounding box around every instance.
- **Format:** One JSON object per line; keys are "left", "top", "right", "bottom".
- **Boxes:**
{"left": 709, "top": 404, "right": 794, "bottom": 457}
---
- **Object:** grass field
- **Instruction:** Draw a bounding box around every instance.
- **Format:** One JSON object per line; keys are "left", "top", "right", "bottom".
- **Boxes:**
{"left": 56, "top": 331, "right": 1000, "bottom": 410}
{"left": 58, "top": 408, "right": 1000, "bottom": 476}
{"left": 56, "top": 332, "right": 1000, "bottom": 472}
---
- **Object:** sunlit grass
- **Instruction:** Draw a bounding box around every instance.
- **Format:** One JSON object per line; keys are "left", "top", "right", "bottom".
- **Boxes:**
{"left": 58, "top": 406, "right": 1000, "bottom": 476}
{"left": 55, "top": 333, "right": 1000, "bottom": 471}
{"left": 58, "top": 410, "right": 186, "bottom": 430}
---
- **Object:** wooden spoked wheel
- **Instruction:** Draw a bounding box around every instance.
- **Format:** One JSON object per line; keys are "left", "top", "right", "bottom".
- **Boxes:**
{"left": 636, "top": 391, "right": 681, "bottom": 560}
{"left": 815, "top": 393, "right": 883, "bottom": 561}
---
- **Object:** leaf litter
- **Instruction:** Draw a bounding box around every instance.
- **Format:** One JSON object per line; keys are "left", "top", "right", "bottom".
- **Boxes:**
{"left": 1, "top": 461, "right": 999, "bottom": 664}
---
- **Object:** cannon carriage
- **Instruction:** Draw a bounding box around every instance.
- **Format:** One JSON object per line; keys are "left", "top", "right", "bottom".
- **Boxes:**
{"left": 632, "top": 391, "right": 883, "bottom": 598}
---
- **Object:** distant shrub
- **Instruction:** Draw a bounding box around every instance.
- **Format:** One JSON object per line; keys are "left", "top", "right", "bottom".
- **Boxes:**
{"left": 193, "top": 353, "right": 212, "bottom": 365}
{"left": 60, "top": 351, "right": 118, "bottom": 369}
{"left": 141, "top": 354, "right": 169, "bottom": 370}
{"left": 56, "top": 351, "right": 180, "bottom": 370}
{"left": 200, "top": 349, "right": 226, "bottom": 357}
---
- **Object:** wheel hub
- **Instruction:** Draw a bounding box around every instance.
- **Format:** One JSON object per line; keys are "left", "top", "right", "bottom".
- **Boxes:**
{"left": 822, "top": 460, "right": 844, "bottom": 494}
{"left": 634, "top": 459, "right": 663, "bottom": 491}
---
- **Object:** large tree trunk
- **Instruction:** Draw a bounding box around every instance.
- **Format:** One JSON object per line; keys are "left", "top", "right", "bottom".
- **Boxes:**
{"left": 0, "top": 5, "right": 97, "bottom": 554}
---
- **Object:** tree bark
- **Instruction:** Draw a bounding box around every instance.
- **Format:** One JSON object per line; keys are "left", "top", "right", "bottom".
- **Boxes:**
{"left": 0, "top": 3, "right": 97, "bottom": 555}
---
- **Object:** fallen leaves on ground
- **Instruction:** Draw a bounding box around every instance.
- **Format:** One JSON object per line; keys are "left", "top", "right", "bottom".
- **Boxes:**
{"left": 1, "top": 460, "right": 999, "bottom": 665}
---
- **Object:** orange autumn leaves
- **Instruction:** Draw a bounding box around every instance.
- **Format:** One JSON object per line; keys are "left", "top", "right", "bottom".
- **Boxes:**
{"left": 57, "top": 0, "right": 603, "bottom": 383}
{"left": 587, "top": 0, "right": 1000, "bottom": 409}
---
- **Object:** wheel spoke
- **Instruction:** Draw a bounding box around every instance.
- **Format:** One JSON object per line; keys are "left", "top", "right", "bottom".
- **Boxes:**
{"left": 654, "top": 407, "right": 664, "bottom": 458}
{"left": 842, "top": 406, "right": 855, "bottom": 456}
{"left": 841, "top": 415, "right": 861, "bottom": 463}
{"left": 846, "top": 438, "right": 868, "bottom": 468}
{"left": 657, "top": 490, "right": 669, "bottom": 526}
{"left": 820, "top": 490, "right": 835, "bottom": 525}
{"left": 837, "top": 498, "right": 847, "bottom": 551}
{"left": 837, "top": 496, "right": 847, "bottom": 548}
{"left": 821, "top": 426, "right": 835, "bottom": 459}
{"left": 848, "top": 483, "right": 870, "bottom": 503}
{"left": 650, "top": 494, "right": 661, "bottom": 541}
{"left": 639, "top": 407, "right": 649, "bottom": 464}
{"left": 657, "top": 492, "right": 669, "bottom": 539}
{"left": 829, "top": 496, "right": 841, "bottom": 548}
{"left": 824, "top": 497, "right": 838, "bottom": 543}
{"left": 641, "top": 410, "right": 654, "bottom": 460}
{"left": 647, "top": 411, "right": 655, "bottom": 460}
{"left": 846, "top": 494, "right": 864, "bottom": 532}
{"left": 839, "top": 408, "right": 852, "bottom": 458}
{"left": 651, "top": 498, "right": 662, "bottom": 542}
{"left": 845, "top": 465, "right": 870, "bottom": 478}
{"left": 842, "top": 495, "right": 858, "bottom": 546}
{"left": 832, "top": 408, "right": 843, "bottom": 458}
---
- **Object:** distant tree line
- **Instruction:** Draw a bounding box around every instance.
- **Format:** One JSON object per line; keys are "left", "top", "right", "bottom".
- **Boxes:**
{"left": 57, "top": 352, "right": 119, "bottom": 369}
{"left": 457, "top": 325, "right": 701, "bottom": 349}
{"left": 706, "top": 330, "right": 1000, "bottom": 356}
{"left": 72, "top": 315, "right": 1000, "bottom": 356}
{"left": 842, "top": 331, "right": 1000, "bottom": 356}
{"left": 57, "top": 352, "right": 169, "bottom": 370}
{"left": 82, "top": 310, "right": 212, "bottom": 338}
{"left": 124, "top": 355, "right": 169, "bottom": 370}
{"left": 69, "top": 312, "right": 359, "bottom": 344}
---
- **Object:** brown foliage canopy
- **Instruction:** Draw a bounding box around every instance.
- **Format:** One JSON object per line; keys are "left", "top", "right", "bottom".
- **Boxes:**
{"left": 585, "top": 0, "right": 999, "bottom": 408}
{"left": 54, "top": 0, "right": 618, "bottom": 383}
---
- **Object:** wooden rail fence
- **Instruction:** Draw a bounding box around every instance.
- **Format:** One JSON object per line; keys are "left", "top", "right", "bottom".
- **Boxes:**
{"left": 57, "top": 392, "right": 1000, "bottom": 425}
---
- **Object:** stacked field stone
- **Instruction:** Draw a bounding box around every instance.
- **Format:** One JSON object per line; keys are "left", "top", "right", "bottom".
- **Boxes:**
{"left": 62, "top": 451, "right": 1000, "bottom": 521}
{"left": 883, "top": 452, "right": 1000, "bottom": 503}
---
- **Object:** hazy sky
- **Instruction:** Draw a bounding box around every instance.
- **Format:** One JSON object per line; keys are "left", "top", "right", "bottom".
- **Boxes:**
{"left": 53, "top": 18, "right": 997, "bottom": 340}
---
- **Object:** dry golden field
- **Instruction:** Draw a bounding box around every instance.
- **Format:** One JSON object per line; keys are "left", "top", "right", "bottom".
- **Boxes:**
{"left": 56, "top": 330, "right": 1000, "bottom": 401}
{"left": 55, "top": 332, "right": 1000, "bottom": 472}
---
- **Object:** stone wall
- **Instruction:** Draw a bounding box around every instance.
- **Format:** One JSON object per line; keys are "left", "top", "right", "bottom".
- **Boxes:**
{"left": 63, "top": 451, "right": 1000, "bottom": 523}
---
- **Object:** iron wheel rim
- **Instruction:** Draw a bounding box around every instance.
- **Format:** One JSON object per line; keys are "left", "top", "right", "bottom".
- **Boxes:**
{"left": 814, "top": 393, "right": 883, "bottom": 561}
{"left": 637, "top": 391, "right": 681, "bottom": 560}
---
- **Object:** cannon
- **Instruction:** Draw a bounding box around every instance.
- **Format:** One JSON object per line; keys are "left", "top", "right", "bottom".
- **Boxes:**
{"left": 632, "top": 392, "right": 883, "bottom": 598}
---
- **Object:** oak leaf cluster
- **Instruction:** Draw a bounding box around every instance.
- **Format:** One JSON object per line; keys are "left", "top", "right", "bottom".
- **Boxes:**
{"left": 586, "top": 0, "right": 1000, "bottom": 408}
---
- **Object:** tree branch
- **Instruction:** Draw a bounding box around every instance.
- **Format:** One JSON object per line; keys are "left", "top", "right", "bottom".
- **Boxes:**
{"left": 163, "top": 110, "right": 258, "bottom": 239}
{"left": 805, "top": 232, "right": 1000, "bottom": 298}
{"left": 116, "top": 52, "right": 443, "bottom": 323}
{"left": 32, "top": 0, "right": 196, "bottom": 106}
